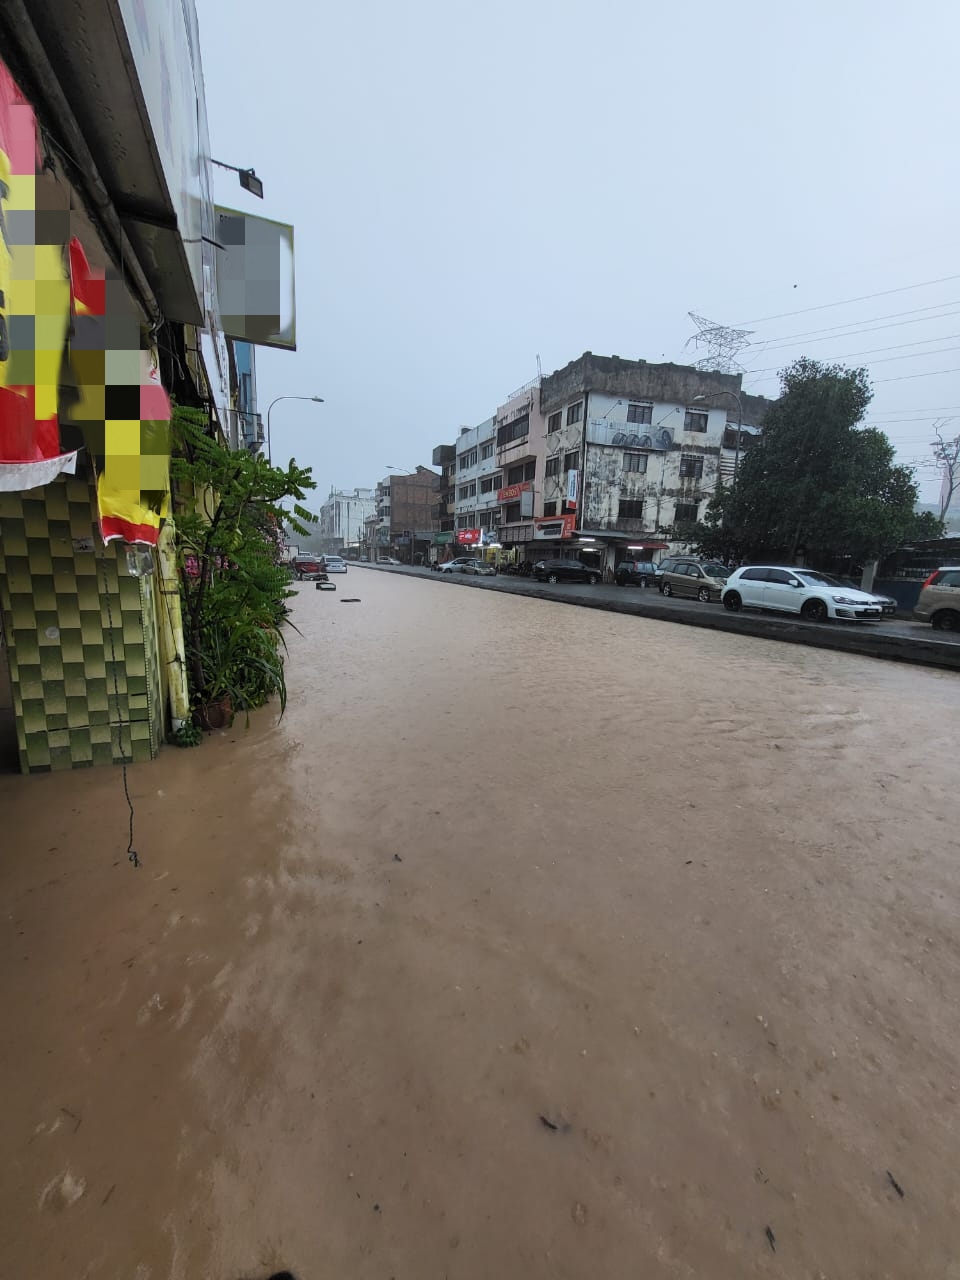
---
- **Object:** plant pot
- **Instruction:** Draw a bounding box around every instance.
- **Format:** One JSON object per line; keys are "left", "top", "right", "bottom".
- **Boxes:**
{"left": 193, "top": 695, "right": 234, "bottom": 731}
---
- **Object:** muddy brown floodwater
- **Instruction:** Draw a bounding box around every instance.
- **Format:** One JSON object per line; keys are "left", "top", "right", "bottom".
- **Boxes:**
{"left": 2, "top": 569, "right": 960, "bottom": 1279}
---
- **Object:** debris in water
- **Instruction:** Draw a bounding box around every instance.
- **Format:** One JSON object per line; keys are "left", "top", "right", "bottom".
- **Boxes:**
{"left": 539, "top": 1115, "right": 559, "bottom": 1131}
{"left": 886, "top": 1170, "right": 905, "bottom": 1197}
{"left": 765, "top": 1225, "right": 776, "bottom": 1252}
{"left": 340, "top": 598, "right": 362, "bottom": 603}
{"left": 393, "top": 854, "right": 403, "bottom": 862}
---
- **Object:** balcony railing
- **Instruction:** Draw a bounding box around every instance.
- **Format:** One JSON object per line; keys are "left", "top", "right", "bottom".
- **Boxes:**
{"left": 585, "top": 516, "right": 653, "bottom": 535}
{"left": 586, "top": 420, "right": 675, "bottom": 450}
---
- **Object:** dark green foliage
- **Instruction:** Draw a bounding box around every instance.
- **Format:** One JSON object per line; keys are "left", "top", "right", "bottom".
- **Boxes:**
{"left": 170, "top": 407, "right": 316, "bottom": 718}
{"left": 694, "top": 358, "right": 943, "bottom": 564}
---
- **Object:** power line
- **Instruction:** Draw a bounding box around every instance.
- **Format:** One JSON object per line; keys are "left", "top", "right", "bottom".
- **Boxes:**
{"left": 745, "top": 344, "right": 960, "bottom": 376}
{"left": 875, "top": 366, "right": 960, "bottom": 384}
{"left": 744, "top": 332, "right": 960, "bottom": 373}
{"left": 746, "top": 300, "right": 960, "bottom": 350}
{"left": 735, "top": 272, "right": 960, "bottom": 326}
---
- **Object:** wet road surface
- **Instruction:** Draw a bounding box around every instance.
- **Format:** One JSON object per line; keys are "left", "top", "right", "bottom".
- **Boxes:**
{"left": 367, "top": 562, "right": 960, "bottom": 647}
{"left": 2, "top": 570, "right": 960, "bottom": 1278}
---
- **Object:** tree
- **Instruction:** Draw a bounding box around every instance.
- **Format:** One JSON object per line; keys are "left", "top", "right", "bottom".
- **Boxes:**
{"left": 171, "top": 407, "right": 316, "bottom": 719}
{"left": 694, "top": 358, "right": 939, "bottom": 566}
{"left": 928, "top": 420, "right": 960, "bottom": 522}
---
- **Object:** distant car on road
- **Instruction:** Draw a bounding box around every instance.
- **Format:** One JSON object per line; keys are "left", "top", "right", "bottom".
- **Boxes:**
{"left": 437, "top": 557, "right": 479, "bottom": 573}
{"left": 722, "top": 566, "right": 884, "bottom": 622}
{"left": 323, "top": 555, "right": 348, "bottom": 574}
{"left": 660, "top": 559, "right": 728, "bottom": 602}
{"left": 533, "top": 558, "right": 601, "bottom": 585}
{"left": 377, "top": 556, "right": 402, "bottom": 565}
{"left": 615, "top": 560, "right": 659, "bottom": 587}
{"left": 913, "top": 566, "right": 960, "bottom": 631}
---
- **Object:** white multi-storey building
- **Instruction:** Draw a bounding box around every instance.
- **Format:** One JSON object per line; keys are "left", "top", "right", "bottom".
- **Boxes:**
{"left": 317, "top": 487, "right": 376, "bottom": 551}
{"left": 453, "top": 416, "right": 497, "bottom": 545}
{"left": 537, "top": 353, "right": 771, "bottom": 570}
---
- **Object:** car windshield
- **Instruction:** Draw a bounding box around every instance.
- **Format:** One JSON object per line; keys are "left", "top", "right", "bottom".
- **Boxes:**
{"left": 797, "top": 571, "right": 850, "bottom": 587}
{"left": 701, "top": 563, "right": 728, "bottom": 577}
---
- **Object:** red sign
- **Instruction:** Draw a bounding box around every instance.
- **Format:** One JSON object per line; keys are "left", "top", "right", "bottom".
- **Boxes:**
{"left": 497, "top": 480, "right": 531, "bottom": 502}
{"left": 456, "top": 529, "right": 481, "bottom": 545}
{"left": 533, "top": 514, "right": 576, "bottom": 540}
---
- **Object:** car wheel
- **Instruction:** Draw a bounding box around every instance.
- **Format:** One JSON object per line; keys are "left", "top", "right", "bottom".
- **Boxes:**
{"left": 697, "top": 586, "right": 710, "bottom": 602}
{"left": 723, "top": 591, "right": 742, "bottom": 612}
{"left": 801, "top": 598, "right": 828, "bottom": 623}
{"left": 932, "top": 609, "right": 960, "bottom": 632}
{"left": 547, "top": 573, "right": 559, "bottom": 584}
{"left": 588, "top": 574, "right": 599, "bottom": 585}
{"left": 662, "top": 582, "right": 673, "bottom": 596}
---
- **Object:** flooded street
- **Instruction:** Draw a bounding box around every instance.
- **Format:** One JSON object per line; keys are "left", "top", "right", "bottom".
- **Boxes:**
{"left": 2, "top": 568, "right": 960, "bottom": 1279}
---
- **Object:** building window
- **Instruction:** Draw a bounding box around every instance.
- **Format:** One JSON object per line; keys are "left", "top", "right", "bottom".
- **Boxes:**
{"left": 457, "top": 482, "right": 477, "bottom": 500}
{"left": 507, "top": 464, "right": 525, "bottom": 485}
{"left": 679, "top": 456, "right": 704, "bottom": 479}
{"left": 618, "top": 498, "right": 644, "bottom": 520}
{"left": 480, "top": 442, "right": 493, "bottom": 461}
{"left": 566, "top": 401, "right": 583, "bottom": 425}
{"left": 504, "top": 502, "right": 522, "bottom": 523}
{"left": 674, "top": 501, "right": 700, "bottom": 523}
{"left": 456, "top": 513, "right": 476, "bottom": 529}
{"left": 479, "top": 475, "right": 496, "bottom": 494}
{"left": 627, "top": 402, "right": 653, "bottom": 425}
{"left": 684, "top": 409, "right": 708, "bottom": 433}
{"left": 545, "top": 456, "right": 560, "bottom": 478}
{"left": 623, "top": 452, "right": 647, "bottom": 474}
{"left": 543, "top": 500, "right": 557, "bottom": 517}
{"left": 547, "top": 411, "right": 562, "bottom": 433}
{"left": 478, "top": 509, "right": 499, "bottom": 529}
{"left": 563, "top": 450, "right": 578, "bottom": 472}
{"left": 524, "top": 460, "right": 536, "bottom": 482}
{"left": 497, "top": 414, "right": 529, "bottom": 448}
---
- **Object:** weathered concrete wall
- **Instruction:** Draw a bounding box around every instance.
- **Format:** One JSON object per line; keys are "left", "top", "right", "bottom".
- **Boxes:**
{"left": 541, "top": 354, "right": 744, "bottom": 414}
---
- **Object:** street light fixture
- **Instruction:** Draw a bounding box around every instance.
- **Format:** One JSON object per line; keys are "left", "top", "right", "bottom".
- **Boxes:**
{"left": 211, "top": 158, "right": 264, "bottom": 198}
{"left": 693, "top": 391, "right": 745, "bottom": 480}
{"left": 265, "top": 394, "right": 324, "bottom": 464}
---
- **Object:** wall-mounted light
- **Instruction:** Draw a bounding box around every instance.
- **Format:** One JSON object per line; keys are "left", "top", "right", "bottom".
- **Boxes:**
{"left": 212, "top": 159, "right": 264, "bottom": 199}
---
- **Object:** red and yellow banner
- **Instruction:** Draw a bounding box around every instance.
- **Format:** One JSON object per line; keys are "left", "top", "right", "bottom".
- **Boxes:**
{"left": 0, "top": 55, "right": 171, "bottom": 543}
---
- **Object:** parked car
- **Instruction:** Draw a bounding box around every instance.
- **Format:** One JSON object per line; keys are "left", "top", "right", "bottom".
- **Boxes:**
{"left": 813, "top": 572, "right": 896, "bottom": 616}
{"left": 292, "top": 556, "right": 326, "bottom": 581}
{"left": 722, "top": 566, "right": 884, "bottom": 621}
{"left": 660, "top": 559, "right": 729, "bottom": 602}
{"left": 533, "top": 558, "right": 601, "bottom": 584}
{"left": 615, "top": 560, "right": 659, "bottom": 587}
{"left": 438, "top": 557, "right": 479, "bottom": 573}
{"left": 913, "top": 566, "right": 960, "bottom": 631}
{"left": 323, "top": 555, "right": 348, "bottom": 574}
{"left": 377, "top": 556, "right": 402, "bottom": 565}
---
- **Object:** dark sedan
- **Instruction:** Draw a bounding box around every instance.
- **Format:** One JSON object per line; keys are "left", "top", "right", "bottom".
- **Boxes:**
{"left": 615, "top": 560, "right": 659, "bottom": 587}
{"left": 533, "top": 558, "right": 601, "bottom": 585}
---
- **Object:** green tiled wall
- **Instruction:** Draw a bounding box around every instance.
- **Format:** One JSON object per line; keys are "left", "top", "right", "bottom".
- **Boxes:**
{"left": 0, "top": 472, "right": 165, "bottom": 773}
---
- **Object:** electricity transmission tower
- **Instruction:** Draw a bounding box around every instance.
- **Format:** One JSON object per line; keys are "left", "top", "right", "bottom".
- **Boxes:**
{"left": 685, "top": 313, "right": 754, "bottom": 374}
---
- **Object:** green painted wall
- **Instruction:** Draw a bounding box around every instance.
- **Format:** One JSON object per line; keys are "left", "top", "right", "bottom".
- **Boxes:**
{"left": 0, "top": 472, "right": 164, "bottom": 772}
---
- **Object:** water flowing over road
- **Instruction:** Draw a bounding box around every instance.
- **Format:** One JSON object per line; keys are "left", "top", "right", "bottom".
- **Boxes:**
{"left": 2, "top": 569, "right": 959, "bottom": 1278}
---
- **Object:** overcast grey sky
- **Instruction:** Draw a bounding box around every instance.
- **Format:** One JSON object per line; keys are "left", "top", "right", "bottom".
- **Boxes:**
{"left": 197, "top": 0, "right": 958, "bottom": 503}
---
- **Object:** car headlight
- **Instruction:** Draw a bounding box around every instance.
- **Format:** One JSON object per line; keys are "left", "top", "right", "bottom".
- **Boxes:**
{"left": 831, "top": 594, "right": 858, "bottom": 605}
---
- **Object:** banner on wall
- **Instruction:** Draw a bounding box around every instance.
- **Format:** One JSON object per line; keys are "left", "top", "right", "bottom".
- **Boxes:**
{"left": 0, "top": 56, "right": 171, "bottom": 538}
{"left": 0, "top": 59, "right": 74, "bottom": 474}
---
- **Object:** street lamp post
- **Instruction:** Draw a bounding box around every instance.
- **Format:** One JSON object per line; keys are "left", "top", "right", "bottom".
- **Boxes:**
{"left": 265, "top": 394, "right": 324, "bottom": 465}
{"left": 694, "top": 390, "right": 744, "bottom": 480}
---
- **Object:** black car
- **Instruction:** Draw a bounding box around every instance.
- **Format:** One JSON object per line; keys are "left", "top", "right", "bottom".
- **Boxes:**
{"left": 615, "top": 560, "right": 659, "bottom": 587}
{"left": 533, "top": 558, "right": 601, "bottom": 585}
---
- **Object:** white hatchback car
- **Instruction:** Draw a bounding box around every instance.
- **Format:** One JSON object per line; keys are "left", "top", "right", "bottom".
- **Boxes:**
{"left": 722, "top": 566, "right": 884, "bottom": 622}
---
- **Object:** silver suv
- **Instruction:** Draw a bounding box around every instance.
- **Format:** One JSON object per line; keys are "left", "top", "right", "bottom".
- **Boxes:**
{"left": 913, "top": 567, "right": 960, "bottom": 631}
